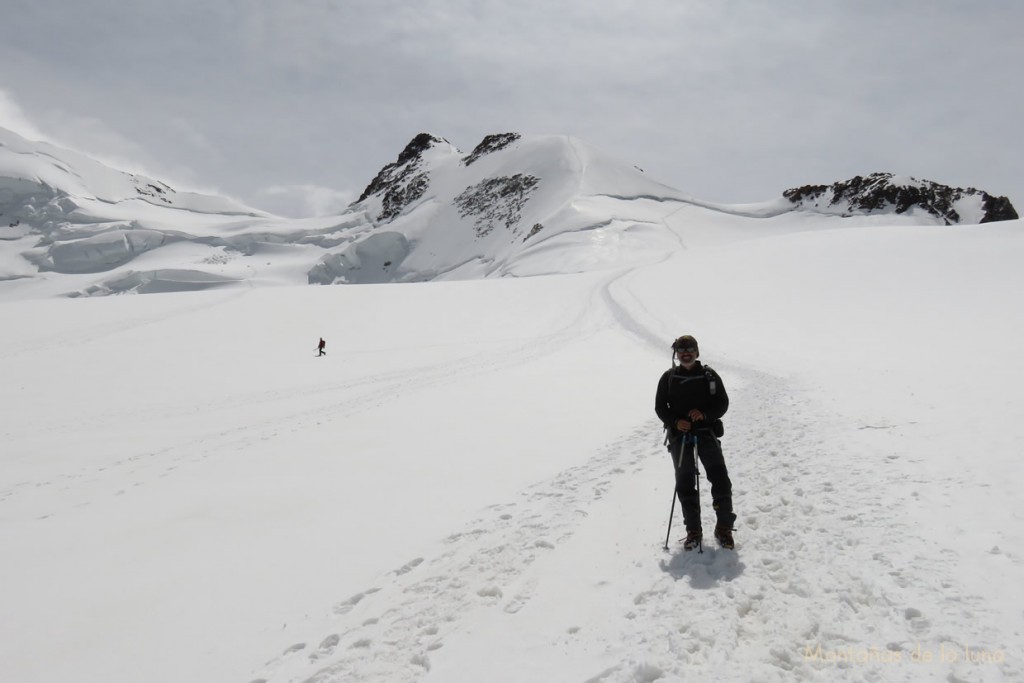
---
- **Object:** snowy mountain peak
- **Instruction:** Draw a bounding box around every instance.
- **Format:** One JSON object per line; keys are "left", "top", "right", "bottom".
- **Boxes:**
{"left": 325, "top": 131, "right": 696, "bottom": 285}
{"left": 0, "top": 126, "right": 284, "bottom": 296}
{"left": 353, "top": 132, "right": 534, "bottom": 225}
{"left": 783, "top": 172, "right": 1018, "bottom": 224}
{"left": 0, "top": 126, "right": 263, "bottom": 217}
{"left": 354, "top": 133, "right": 459, "bottom": 221}
{"left": 3, "top": 126, "right": 1020, "bottom": 299}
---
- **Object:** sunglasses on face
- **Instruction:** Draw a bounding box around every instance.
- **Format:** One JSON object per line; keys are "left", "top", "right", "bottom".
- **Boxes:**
{"left": 675, "top": 348, "right": 697, "bottom": 354}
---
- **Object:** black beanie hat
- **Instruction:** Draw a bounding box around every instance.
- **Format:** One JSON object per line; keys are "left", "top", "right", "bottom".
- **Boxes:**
{"left": 672, "top": 335, "right": 699, "bottom": 356}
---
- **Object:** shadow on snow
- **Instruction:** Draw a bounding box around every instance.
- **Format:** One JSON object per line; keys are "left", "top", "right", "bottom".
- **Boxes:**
{"left": 659, "top": 547, "right": 745, "bottom": 588}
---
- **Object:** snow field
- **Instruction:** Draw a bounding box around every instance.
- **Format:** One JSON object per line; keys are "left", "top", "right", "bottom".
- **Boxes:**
{"left": 2, "top": 217, "right": 1022, "bottom": 682}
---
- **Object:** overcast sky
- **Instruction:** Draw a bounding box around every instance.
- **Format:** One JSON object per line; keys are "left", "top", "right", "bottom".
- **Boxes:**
{"left": 2, "top": 0, "right": 1022, "bottom": 217}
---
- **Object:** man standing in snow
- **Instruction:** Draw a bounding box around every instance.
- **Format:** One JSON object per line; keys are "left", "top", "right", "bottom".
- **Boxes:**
{"left": 655, "top": 335, "right": 736, "bottom": 550}
{"left": 317, "top": 337, "right": 326, "bottom": 356}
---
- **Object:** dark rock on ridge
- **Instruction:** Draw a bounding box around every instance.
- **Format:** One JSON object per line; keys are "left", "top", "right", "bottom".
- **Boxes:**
{"left": 454, "top": 174, "right": 540, "bottom": 238}
{"left": 784, "top": 172, "right": 1018, "bottom": 224}
{"left": 981, "top": 194, "right": 1019, "bottom": 223}
{"left": 355, "top": 133, "right": 449, "bottom": 222}
{"left": 463, "top": 133, "right": 521, "bottom": 166}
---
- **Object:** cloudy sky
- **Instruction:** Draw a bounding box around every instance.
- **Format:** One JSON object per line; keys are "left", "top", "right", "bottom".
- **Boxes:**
{"left": 2, "top": 0, "right": 1022, "bottom": 217}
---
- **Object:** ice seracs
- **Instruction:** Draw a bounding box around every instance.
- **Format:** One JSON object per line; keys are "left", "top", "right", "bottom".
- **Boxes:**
{"left": 1, "top": 127, "right": 1018, "bottom": 298}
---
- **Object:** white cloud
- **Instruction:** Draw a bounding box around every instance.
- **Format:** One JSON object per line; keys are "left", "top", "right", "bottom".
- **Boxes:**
{"left": 1, "top": 1, "right": 1022, "bottom": 215}
{"left": 0, "top": 89, "right": 49, "bottom": 141}
{"left": 257, "top": 184, "right": 356, "bottom": 218}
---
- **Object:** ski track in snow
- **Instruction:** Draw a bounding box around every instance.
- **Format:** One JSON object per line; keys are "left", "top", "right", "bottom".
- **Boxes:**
{"left": 251, "top": 423, "right": 662, "bottom": 683}
{"left": 245, "top": 269, "right": 1018, "bottom": 682}
{"left": 585, "top": 365, "right": 1016, "bottom": 683}
{"left": 6, "top": 260, "right": 1014, "bottom": 682}
{"left": 0, "top": 286, "right": 253, "bottom": 360}
{"left": 249, "top": 366, "right": 1017, "bottom": 683}
{"left": 0, "top": 270, "right": 617, "bottom": 521}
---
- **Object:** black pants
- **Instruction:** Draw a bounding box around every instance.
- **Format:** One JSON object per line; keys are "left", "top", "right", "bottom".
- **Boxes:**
{"left": 668, "top": 434, "right": 736, "bottom": 532}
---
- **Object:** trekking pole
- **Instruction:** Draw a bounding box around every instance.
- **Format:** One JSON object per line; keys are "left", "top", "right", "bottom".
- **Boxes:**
{"left": 692, "top": 434, "right": 703, "bottom": 553}
{"left": 663, "top": 488, "right": 677, "bottom": 551}
{"left": 663, "top": 442, "right": 682, "bottom": 550}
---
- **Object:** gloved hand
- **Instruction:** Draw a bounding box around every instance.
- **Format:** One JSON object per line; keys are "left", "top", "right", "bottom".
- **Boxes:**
{"left": 687, "top": 409, "right": 705, "bottom": 422}
{"left": 675, "top": 418, "right": 691, "bottom": 432}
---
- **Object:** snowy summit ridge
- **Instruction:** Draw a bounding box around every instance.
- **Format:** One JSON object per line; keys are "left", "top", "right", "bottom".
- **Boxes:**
{"left": 0, "top": 127, "right": 264, "bottom": 219}
{"left": 783, "top": 172, "right": 1018, "bottom": 224}
{"left": 0, "top": 126, "right": 1018, "bottom": 298}
{"left": 355, "top": 133, "right": 456, "bottom": 221}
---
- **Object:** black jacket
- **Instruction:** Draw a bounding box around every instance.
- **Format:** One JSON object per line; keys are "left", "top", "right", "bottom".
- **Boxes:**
{"left": 655, "top": 361, "right": 729, "bottom": 438}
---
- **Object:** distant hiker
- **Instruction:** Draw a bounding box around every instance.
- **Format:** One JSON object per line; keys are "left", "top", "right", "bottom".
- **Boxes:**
{"left": 655, "top": 335, "right": 736, "bottom": 550}
{"left": 317, "top": 337, "right": 326, "bottom": 356}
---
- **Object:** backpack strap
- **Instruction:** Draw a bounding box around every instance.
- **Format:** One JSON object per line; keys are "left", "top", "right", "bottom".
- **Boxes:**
{"left": 703, "top": 365, "right": 717, "bottom": 395}
{"left": 667, "top": 364, "right": 716, "bottom": 395}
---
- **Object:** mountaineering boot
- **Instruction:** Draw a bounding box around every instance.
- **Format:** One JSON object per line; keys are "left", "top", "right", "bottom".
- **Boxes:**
{"left": 683, "top": 530, "right": 702, "bottom": 551}
{"left": 714, "top": 525, "right": 735, "bottom": 549}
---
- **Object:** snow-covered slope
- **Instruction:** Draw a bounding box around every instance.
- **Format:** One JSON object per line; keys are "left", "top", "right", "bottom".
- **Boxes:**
{"left": 2, "top": 125, "right": 1022, "bottom": 683}
{"left": 0, "top": 127, "right": 262, "bottom": 217}
{"left": 1, "top": 215, "right": 1021, "bottom": 683}
{"left": 1, "top": 127, "right": 1018, "bottom": 299}
{"left": 0, "top": 126, "right": 305, "bottom": 297}
{"left": 331, "top": 132, "right": 700, "bottom": 283}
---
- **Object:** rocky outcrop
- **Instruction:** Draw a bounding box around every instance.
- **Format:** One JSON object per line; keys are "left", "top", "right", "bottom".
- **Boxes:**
{"left": 132, "top": 178, "right": 174, "bottom": 204}
{"left": 783, "top": 173, "right": 1018, "bottom": 224}
{"left": 981, "top": 194, "right": 1019, "bottom": 223}
{"left": 463, "top": 133, "right": 521, "bottom": 166}
{"left": 355, "top": 133, "right": 448, "bottom": 222}
{"left": 454, "top": 174, "right": 540, "bottom": 237}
